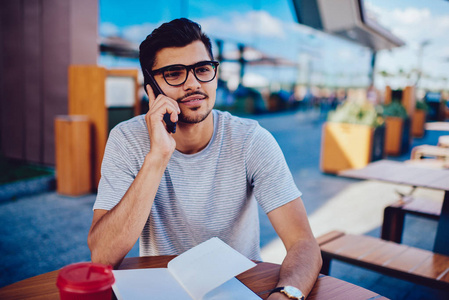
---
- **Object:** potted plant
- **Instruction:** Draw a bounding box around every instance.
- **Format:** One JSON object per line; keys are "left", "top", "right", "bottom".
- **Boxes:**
{"left": 382, "top": 101, "right": 410, "bottom": 156}
{"left": 412, "top": 101, "right": 428, "bottom": 138}
{"left": 320, "top": 101, "right": 385, "bottom": 174}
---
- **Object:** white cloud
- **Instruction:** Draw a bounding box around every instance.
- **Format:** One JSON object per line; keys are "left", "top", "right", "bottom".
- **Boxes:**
{"left": 199, "top": 11, "right": 286, "bottom": 40}
{"left": 99, "top": 22, "right": 120, "bottom": 37}
{"left": 236, "top": 10, "right": 286, "bottom": 38}
{"left": 392, "top": 7, "right": 431, "bottom": 25}
{"left": 122, "top": 23, "right": 159, "bottom": 43}
{"left": 366, "top": 4, "right": 449, "bottom": 46}
{"left": 107, "top": 11, "right": 288, "bottom": 47}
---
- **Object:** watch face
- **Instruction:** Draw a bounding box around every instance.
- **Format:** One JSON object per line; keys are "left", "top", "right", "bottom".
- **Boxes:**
{"left": 282, "top": 286, "right": 304, "bottom": 299}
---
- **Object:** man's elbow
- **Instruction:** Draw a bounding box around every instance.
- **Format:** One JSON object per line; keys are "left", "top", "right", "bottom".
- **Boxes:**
{"left": 312, "top": 238, "right": 323, "bottom": 272}
{"left": 316, "top": 250, "right": 323, "bottom": 272}
{"left": 89, "top": 248, "right": 119, "bottom": 268}
{"left": 88, "top": 239, "right": 124, "bottom": 268}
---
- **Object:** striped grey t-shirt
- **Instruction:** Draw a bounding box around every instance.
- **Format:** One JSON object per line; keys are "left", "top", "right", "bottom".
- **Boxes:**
{"left": 94, "top": 109, "right": 301, "bottom": 260}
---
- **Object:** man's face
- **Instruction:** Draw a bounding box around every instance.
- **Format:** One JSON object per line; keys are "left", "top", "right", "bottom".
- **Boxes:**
{"left": 152, "top": 41, "right": 217, "bottom": 124}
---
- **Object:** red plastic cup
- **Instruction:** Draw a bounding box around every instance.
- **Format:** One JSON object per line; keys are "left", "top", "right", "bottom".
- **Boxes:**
{"left": 56, "top": 262, "right": 115, "bottom": 300}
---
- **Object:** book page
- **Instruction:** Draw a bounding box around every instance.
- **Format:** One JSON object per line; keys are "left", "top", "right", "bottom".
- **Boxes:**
{"left": 204, "top": 277, "right": 261, "bottom": 300}
{"left": 112, "top": 268, "right": 192, "bottom": 300}
{"left": 168, "top": 237, "right": 256, "bottom": 299}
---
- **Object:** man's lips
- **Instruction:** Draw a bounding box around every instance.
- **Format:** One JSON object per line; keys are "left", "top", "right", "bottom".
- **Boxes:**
{"left": 178, "top": 93, "right": 208, "bottom": 107}
{"left": 179, "top": 94, "right": 206, "bottom": 103}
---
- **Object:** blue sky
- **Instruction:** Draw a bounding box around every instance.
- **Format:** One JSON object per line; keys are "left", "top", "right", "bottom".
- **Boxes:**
{"left": 99, "top": 0, "right": 449, "bottom": 91}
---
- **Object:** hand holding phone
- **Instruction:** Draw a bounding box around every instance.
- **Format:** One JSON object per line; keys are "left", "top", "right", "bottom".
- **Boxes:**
{"left": 144, "top": 70, "right": 177, "bottom": 134}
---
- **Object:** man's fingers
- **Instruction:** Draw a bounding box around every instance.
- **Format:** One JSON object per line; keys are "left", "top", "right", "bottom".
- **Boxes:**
{"left": 146, "top": 84, "right": 156, "bottom": 106}
{"left": 149, "top": 93, "right": 180, "bottom": 115}
{"left": 150, "top": 100, "right": 179, "bottom": 123}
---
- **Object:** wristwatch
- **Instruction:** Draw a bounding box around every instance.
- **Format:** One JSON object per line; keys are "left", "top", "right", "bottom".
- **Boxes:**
{"left": 269, "top": 286, "right": 305, "bottom": 299}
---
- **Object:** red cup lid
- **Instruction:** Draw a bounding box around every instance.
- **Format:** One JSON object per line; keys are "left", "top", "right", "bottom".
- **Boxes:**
{"left": 56, "top": 262, "right": 115, "bottom": 293}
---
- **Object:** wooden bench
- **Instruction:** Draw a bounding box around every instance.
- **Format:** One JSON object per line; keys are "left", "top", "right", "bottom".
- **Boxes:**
{"left": 411, "top": 145, "right": 449, "bottom": 161}
{"left": 438, "top": 135, "right": 449, "bottom": 148}
{"left": 381, "top": 196, "right": 443, "bottom": 243}
{"left": 317, "top": 231, "right": 449, "bottom": 290}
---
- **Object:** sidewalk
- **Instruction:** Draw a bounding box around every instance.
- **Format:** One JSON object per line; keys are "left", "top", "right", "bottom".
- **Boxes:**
{"left": 1, "top": 109, "right": 448, "bottom": 299}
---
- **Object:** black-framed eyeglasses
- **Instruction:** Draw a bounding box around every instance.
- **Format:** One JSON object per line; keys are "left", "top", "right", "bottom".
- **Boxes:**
{"left": 150, "top": 60, "right": 219, "bottom": 86}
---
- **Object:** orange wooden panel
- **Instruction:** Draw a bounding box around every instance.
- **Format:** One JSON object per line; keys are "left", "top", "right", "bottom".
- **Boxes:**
{"left": 402, "top": 86, "right": 416, "bottom": 117}
{"left": 361, "top": 241, "right": 408, "bottom": 265}
{"left": 412, "top": 109, "right": 426, "bottom": 138}
{"left": 384, "top": 117, "right": 403, "bottom": 156}
{"left": 55, "top": 115, "right": 91, "bottom": 196}
{"left": 384, "top": 246, "right": 432, "bottom": 272}
{"left": 68, "top": 65, "right": 107, "bottom": 190}
{"left": 320, "top": 122, "right": 374, "bottom": 173}
{"left": 384, "top": 86, "right": 392, "bottom": 105}
{"left": 413, "top": 253, "right": 449, "bottom": 280}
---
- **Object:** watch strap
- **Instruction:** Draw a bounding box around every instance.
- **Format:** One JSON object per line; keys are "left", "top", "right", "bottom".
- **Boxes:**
{"left": 269, "top": 287, "right": 284, "bottom": 296}
{"left": 269, "top": 286, "right": 304, "bottom": 299}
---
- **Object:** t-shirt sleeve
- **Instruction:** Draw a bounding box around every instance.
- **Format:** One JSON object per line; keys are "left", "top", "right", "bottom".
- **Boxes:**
{"left": 245, "top": 125, "right": 301, "bottom": 214}
{"left": 93, "top": 127, "right": 137, "bottom": 211}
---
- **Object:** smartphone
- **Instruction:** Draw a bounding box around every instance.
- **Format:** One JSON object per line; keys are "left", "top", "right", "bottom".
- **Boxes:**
{"left": 144, "top": 69, "right": 177, "bottom": 134}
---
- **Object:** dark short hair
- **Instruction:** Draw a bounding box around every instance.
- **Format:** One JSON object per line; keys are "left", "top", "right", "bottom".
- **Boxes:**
{"left": 139, "top": 18, "right": 214, "bottom": 81}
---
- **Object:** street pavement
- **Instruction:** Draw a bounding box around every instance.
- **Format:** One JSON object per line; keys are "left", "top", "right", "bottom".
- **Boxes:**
{"left": 1, "top": 108, "right": 448, "bottom": 300}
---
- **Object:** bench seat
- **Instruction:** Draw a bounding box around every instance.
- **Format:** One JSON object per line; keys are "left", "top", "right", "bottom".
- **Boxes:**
{"left": 381, "top": 196, "right": 442, "bottom": 243}
{"left": 411, "top": 145, "right": 449, "bottom": 160}
{"left": 317, "top": 231, "right": 449, "bottom": 290}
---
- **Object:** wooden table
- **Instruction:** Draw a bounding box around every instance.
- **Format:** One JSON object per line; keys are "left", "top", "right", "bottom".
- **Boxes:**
{"left": 339, "top": 159, "right": 449, "bottom": 256}
{"left": 0, "top": 256, "right": 386, "bottom": 300}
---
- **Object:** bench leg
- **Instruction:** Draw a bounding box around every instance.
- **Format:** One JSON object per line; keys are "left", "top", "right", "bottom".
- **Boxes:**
{"left": 320, "top": 255, "right": 331, "bottom": 275}
{"left": 381, "top": 206, "right": 405, "bottom": 243}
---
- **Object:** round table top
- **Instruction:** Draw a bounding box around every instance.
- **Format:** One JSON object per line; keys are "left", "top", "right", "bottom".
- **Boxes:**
{"left": 0, "top": 255, "right": 386, "bottom": 300}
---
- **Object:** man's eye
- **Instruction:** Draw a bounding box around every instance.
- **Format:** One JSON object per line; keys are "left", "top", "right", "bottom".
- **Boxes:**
{"left": 196, "top": 66, "right": 212, "bottom": 74}
{"left": 165, "top": 71, "right": 182, "bottom": 78}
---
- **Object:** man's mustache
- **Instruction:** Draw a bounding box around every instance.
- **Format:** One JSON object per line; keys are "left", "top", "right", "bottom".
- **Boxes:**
{"left": 176, "top": 91, "right": 208, "bottom": 102}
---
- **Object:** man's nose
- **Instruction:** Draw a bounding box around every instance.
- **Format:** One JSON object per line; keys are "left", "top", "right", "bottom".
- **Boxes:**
{"left": 183, "top": 69, "right": 201, "bottom": 90}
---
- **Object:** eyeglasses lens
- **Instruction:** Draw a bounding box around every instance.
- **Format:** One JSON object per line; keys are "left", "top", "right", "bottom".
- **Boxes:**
{"left": 163, "top": 62, "right": 216, "bottom": 85}
{"left": 194, "top": 63, "right": 216, "bottom": 82}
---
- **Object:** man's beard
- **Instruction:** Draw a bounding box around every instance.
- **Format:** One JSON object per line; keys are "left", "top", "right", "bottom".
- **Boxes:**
{"left": 178, "top": 106, "right": 213, "bottom": 124}
{"left": 177, "top": 91, "right": 213, "bottom": 124}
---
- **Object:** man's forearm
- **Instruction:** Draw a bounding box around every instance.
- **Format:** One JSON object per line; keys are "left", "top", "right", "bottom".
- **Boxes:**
{"left": 273, "top": 238, "right": 322, "bottom": 299}
{"left": 88, "top": 153, "right": 169, "bottom": 267}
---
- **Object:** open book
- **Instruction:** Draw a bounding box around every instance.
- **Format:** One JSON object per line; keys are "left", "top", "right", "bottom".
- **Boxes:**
{"left": 112, "top": 237, "right": 261, "bottom": 299}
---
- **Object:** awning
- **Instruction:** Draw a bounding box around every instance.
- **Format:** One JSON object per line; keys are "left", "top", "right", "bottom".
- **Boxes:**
{"left": 292, "top": 0, "right": 405, "bottom": 51}
{"left": 99, "top": 36, "right": 139, "bottom": 58}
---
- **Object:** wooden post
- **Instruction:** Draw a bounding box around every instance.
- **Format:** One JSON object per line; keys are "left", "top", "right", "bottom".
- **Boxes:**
{"left": 402, "top": 86, "right": 416, "bottom": 117}
{"left": 384, "top": 86, "right": 392, "bottom": 105}
{"left": 384, "top": 117, "right": 404, "bottom": 156}
{"left": 412, "top": 109, "right": 426, "bottom": 138}
{"left": 55, "top": 115, "right": 91, "bottom": 196}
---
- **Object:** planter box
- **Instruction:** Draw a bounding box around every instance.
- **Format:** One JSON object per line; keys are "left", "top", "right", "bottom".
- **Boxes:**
{"left": 412, "top": 109, "right": 426, "bottom": 138}
{"left": 320, "top": 122, "right": 385, "bottom": 174}
{"left": 384, "top": 117, "right": 411, "bottom": 156}
{"left": 55, "top": 115, "right": 92, "bottom": 196}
